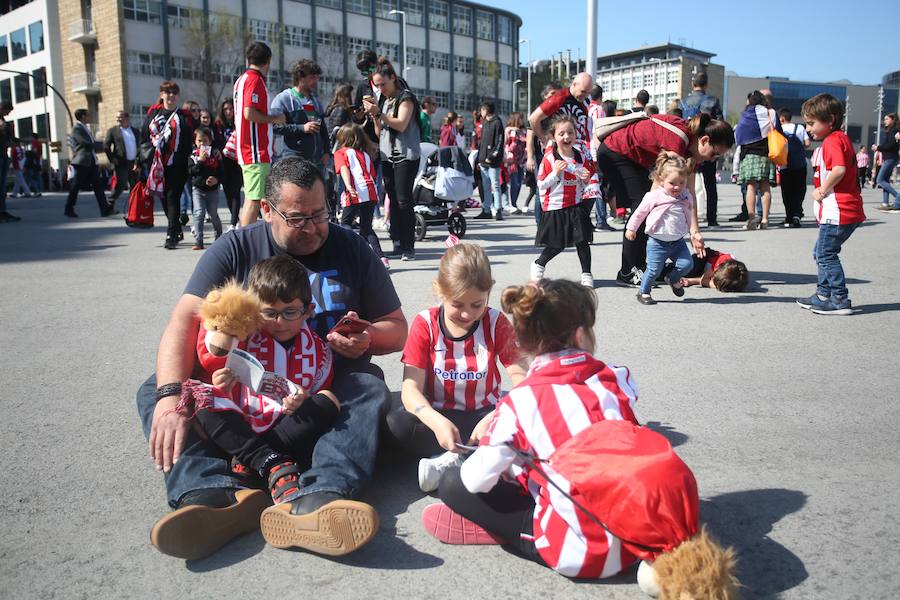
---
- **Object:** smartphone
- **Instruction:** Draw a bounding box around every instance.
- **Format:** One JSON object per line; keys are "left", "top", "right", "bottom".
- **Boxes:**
{"left": 329, "top": 315, "right": 371, "bottom": 336}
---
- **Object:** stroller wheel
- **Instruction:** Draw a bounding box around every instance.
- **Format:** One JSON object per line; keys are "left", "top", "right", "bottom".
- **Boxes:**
{"left": 415, "top": 213, "right": 427, "bottom": 241}
{"left": 448, "top": 213, "right": 466, "bottom": 239}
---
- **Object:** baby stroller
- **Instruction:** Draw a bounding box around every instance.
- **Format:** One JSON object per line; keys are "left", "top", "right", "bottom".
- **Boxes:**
{"left": 412, "top": 143, "right": 474, "bottom": 241}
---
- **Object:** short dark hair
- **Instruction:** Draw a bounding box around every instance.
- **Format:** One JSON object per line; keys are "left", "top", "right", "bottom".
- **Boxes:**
{"left": 747, "top": 90, "right": 769, "bottom": 108}
{"left": 802, "top": 93, "right": 845, "bottom": 132}
{"left": 691, "top": 71, "right": 708, "bottom": 88}
{"left": 480, "top": 101, "right": 495, "bottom": 115}
{"left": 646, "top": 105, "right": 659, "bottom": 115}
{"left": 356, "top": 49, "right": 378, "bottom": 73}
{"left": 245, "top": 41, "right": 272, "bottom": 66}
{"left": 778, "top": 107, "right": 792, "bottom": 121}
{"left": 74, "top": 108, "right": 89, "bottom": 121}
{"left": 292, "top": 59, "right": 322, "bottom": 84}
{"left": 590, "top": 84, "right": 603, "bottom": 101}
{"left": 265, "top": 157, "right": 325, "bottom": 208}
{"left": 713, "top": 259, "right": 749, "bottom": 292}
{"left": 194, "top": 126, "right": 213, "bottom": 141}
{"left": 247, "top": 256, "right": 313, "bottom": 305}
{"left": 636, "top": 90, "right": 650, "bottom": 105}
{"left": 422, "top": 96, "right": 437, "bottom": 108}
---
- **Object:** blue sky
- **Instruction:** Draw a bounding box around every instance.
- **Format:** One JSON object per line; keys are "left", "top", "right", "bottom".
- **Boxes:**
{"left": 489, "top": 0, "right": 897, "bottom": 86}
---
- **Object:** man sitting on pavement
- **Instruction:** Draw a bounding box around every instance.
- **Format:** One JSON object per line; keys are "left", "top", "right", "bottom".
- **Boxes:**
{"left": 138, "top": 157, "right": 407, "bottom": 560}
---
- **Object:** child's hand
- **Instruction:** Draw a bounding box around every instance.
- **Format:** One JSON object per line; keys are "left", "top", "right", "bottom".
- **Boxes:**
{"left": 577, "top": 167, "right": 591, "bottom": 183}
{"left": 812, "top": 187, "right": 825, "bottom": 202}
{"left": 625, "top": 230, "right": 636, "bottom": 241}
{"left": 212, "top": 367, "right": 237, "bottom": 392}
{"left": 552, "top": 159, "right": 567, "bottom": 176}
{"left": 283, "top": 389, "right": 309, "bottom": 416}
{"left": 469, "top": 410, "right": 496, "bottom": 444}
{"left": 431, "top": 414, "right": 462, "bottom": 453}
{"left": 206, "top": 176, "right": 218, "bottom": 187}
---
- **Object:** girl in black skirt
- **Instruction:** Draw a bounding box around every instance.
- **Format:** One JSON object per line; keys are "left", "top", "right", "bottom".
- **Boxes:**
{"left": 530, "top": 115, "right": 596, "bottom": 287}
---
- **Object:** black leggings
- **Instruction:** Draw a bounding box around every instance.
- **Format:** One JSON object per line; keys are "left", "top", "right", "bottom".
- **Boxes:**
{"left": 340, "top": 201, "right": 384, "bottom": 259}
{"left": 438, "top": 466, "right": 544, "bottom": 565}
{"left": 194, "top": 393, "right": 339, "bottom": 476}
{"left": 220, "top": 157, "right": 243, "bottom": 226}
{"left": 597, "top": 146, "right": 651, "bottom": 276}
{"left": 535, "top": 242, "right": 591, "bottom": 273}
{"left": 383, "top": 159, "right": 417, "bottom": 254}
{"left": 383, "top": 393, "right": 493, "bottom": 457}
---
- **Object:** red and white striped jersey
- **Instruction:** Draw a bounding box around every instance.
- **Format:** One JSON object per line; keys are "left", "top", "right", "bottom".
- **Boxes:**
{"left": 537, "top": 147, "right": 596, "bottom": 211}
{"left": 333, "top": 147, "right": 378, "bottom": 207}
{"left": 461, "top": 349, "right": 640, "bottom": 579}
{"left": 810, "top": 130, "right": 865, "bottom": 225}
{"left": 196, "top": 321, "right": 333, "bottom": 433}
{"left": 401, "top": 306, "right": 520, "bottom": 412}
{"left": 233, "top": 68, "right": 273, "bottom": 165}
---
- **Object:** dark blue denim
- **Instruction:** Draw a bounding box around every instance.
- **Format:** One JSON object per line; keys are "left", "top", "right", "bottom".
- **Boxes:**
{"left": 137, "top": 361, "right": 389, "bottom": 507}
{"left": 880, "top": 158, "right": 900, "bottom": 208}
{"left": 641, "top": 237, "right": 694, "bottom": 295}
{"left": 813, "top": 222, "right": 859, "bottom": 301}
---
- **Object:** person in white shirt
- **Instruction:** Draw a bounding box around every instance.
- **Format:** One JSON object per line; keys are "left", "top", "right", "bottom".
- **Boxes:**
{"left": 104, "top": 111, "right": 140, "bottom": 209}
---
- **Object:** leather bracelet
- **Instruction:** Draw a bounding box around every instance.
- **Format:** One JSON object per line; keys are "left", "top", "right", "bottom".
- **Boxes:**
{"left": 156, "top": 382, "right": 182, "bottom": 402}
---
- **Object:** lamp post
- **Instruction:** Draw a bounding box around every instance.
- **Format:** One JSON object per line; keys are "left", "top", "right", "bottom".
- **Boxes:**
{"left": 389, "top": 10, "right": 408, "bottom": 75}
{"left": 519, "top": 38, "right": 532, "bottom": 111}
{"left": 513, "top": 79, "right": 522, "bottom": 112}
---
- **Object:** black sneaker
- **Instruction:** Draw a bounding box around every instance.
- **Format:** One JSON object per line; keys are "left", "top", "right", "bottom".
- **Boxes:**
{"left": 64, "top": 210, "right": 78, "bottom": 218}
{"left": 494, "top": 211, "right": 504, "bottom": 221}
{"left": 636, "top": 293, "right": 656, "bottom": 305}
{"left": 0, "top": 211, "right": 21, "bottom": 222}
{"left": 615, "top": 267, "right": 644, "bottom": 287}
{"left": 179, "top": 212, "right": 189, "bottom": 226}
{"left": 789, "top": 216, "right": 802, "bottom": 228}
{"left": 473, "top": 211, "right": 493, "bottom": 220}
{"left": 164, "top": 237, "right": 178, "bottom": 250}
{"left": 401, "top": 252, "right": 416, "bottom": 261}
{"left": 727, "top": 213, "right": 748, "bottom": 222}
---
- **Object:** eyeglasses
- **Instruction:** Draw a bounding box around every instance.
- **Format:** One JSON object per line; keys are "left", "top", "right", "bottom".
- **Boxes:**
{"left": 268, "top": 204, "right": 329, "bottom": 229}
{"left": 260, "top": 306, "right": 308, "bottom": 321}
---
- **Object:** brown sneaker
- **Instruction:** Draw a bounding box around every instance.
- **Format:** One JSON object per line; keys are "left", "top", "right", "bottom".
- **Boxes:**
{"left": 259, "top": 498, "right": 379, "bottom": 556}
{"left": 150, "top": 489, "right": 271, "bottom": 560}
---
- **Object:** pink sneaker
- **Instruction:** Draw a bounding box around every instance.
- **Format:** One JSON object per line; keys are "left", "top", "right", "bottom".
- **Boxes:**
{"left": 421, "top": 503, "right": 502, "bottom": 545}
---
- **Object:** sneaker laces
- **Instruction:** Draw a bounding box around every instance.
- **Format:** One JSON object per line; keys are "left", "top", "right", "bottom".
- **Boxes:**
{"left": 631, "top": 267, "right": 644, "bottom": 285}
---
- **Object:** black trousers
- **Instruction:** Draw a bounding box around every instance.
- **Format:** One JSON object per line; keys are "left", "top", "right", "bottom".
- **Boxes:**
{"left": 65, "top": 164, "right": 108, "bottom": 215}
{"left": 779, "top": 167, "right": 807, "bottom": 221}
{"left": 699, "top": 159, "right": 719, "bottom": 223}
{"left": 194, "top": 393, "right": 340, "bottom": 477}
{"left": 220, "top": 157, "right": 243, "bottom": 225}
{"left": 597, "top": 146, "right": 651, "bottom": 276}
{"left": 340, "top": 201, "right": 384, "bottom": 259}
{"left": 162, "top": 160, "right": 189, "bottom": 241}
{"left": 109, "top": 159, "right": 136, "bottom": 201}
{"left": 383, "top": 393, "right": 494, "bottom": 457}
{"left": 438, "top": 466, "right": 544, "bottom": 565}
{"left": 383, "top": 159, "right": 417, "bottom": 254}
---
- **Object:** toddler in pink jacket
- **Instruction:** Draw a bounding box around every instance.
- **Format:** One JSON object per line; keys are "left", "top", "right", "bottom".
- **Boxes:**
{"left": 625, "top": 153, "right": 694, "bottom": 305}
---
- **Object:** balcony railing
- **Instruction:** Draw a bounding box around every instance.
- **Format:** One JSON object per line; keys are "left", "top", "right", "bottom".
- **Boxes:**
{"left": 68, "top": 19, "right": 96, "bottom": 44}
{"left": 71, "top": 72, "right": 100, "bottom": 94}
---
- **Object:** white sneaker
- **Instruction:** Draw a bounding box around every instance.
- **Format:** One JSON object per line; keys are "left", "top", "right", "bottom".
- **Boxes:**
{"left": 530, "top": 261, "right": 545, "bottom": 282}
{"left": 418, "top": 451, "right": 465, "bottom": 492}
{"left": 580, "top": 273, "right": 594, "bottom": 288}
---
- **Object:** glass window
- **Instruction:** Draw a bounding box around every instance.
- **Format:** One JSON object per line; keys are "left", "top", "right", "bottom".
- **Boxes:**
{"left": 14, "top": 73, "right": 30, "bottom": 102}
{"left": 375, "top": 41, "right": 399, "bottom": 63}
{"left": 284, "top": 25, "right": 312, "bottom": 48}
{"left": 453, "top": 93, "right": 471, "bottom": 112}
{"left": 476, "top": 59, "right": 495, "bottom": 78}
{"left": 407, "top": 47, "right": 426, "bottom": 67}
{"left": 167, "top": 5, "right": 192, "bottom": 29}
{"left": 249, "top": 19, "right": 278, "bottom": 43}
{"left": 475, "top": 10, "right": 493, "bottom": 40}
{"left": 499, "top": 64, "right": 513, "bottom": 81}
{"left": 453, "top": 5, "right": 471, "bottom": 36}
{"left": 430, "top": 50, "right": 449, "bottom": 71}
{"left": 643, "top": 73, "right": 652, "bottom": 86}
{"left": 496, "top": 15, "right": 511, "bottom": 44}
{"left": 428, "top": 0, "right": 448, "bottom": 30}
{"left": 0, "top": 80, "right": 11, "bottom": 104}
{"left": 31, "top": 67, "right": 45, "bottom": 98}
{"left": 10, "top": 28, "right": 27, "bottom": 60}
{"left": 666, "top": 69, "right": 678, "bottom": 84}
{"left": 316, "top": 0, "right": 342, "bottom": 8}
{"left": 346, "top": 36, "right": 370, "bottom": 56}
{"left": 28, "top": 21, "right": 43, "bottom": 53}
{"left": 0, "top": 36, "right": 7, "bottom": 64}
{"left": 35, "top": 113, "right": 49, "bottom": 138}
{"left": 124, "top": 0, "right": 162, "bottom": 24}
{"left": 433, "top": 90, "right": 449, "bottom": 108}
{"left": 403, "top": 0, "right": 422, "bottom": 25}
{"left": 375, "top": 0, "right": 396, "bottom": 19}
{"left": 344, "top": 0, "right": 370, "bottom": 14}
{"left": 454, "top": 55, "right": 472, "bottom": 74}
{"left": 17, "top": 117, "right": 32, "bottom": 138}
{"left": 631, "top": 75, "right": 640, "bottom": 88}
{"left": 316, "top": 31, "right": 343, "bottom": 49}
{"left": 126, "top": 50, "right": 165, "bottom": 76}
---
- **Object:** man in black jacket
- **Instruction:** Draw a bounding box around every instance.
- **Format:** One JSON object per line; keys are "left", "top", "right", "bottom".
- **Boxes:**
{"left": 680, "top": 71, "right": 725, "bottom": 226}
{"left": 104, "top": 111, "right": 140, "bottom": 210}
{"left": 476, "top": 101, "right": 505, "bottom": 220}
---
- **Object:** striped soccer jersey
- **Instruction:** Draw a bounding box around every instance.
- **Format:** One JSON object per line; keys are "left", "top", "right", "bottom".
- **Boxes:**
{"left": 537, "top": 147, "right": 596, "bottom": 211}
{"left": 233, "top": 69, "right": 273, "bottom": 165}
{"left": 196, "top": 321, "right": 333, "bottom": 433}
{"left": 461, "top": 349, "right": 640, "bottom": 579}
{"left": 811, "top": 130, "right": 865, "bottom": 225}
{"left": 401, "top": 306, "right": 519, "bottom": 412}
{"left": 333, "top": 147, "right": 378, "bottom": 207}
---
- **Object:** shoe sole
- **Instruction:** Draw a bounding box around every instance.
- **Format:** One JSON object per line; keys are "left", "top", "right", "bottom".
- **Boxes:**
{"left": 422, "top": 503, "right": 502, "bottom": 545}
{"left": 811, "top": 307, "right": 852, "bottom": 316}
{"left": 259, "top": 499, "right": 379, "bottom": 556}
{"left": 150, "top": 489, "right": 271, "bottom": 560}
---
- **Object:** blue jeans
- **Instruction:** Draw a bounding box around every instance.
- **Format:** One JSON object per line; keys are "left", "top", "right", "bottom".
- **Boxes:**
{"left": 192, "top": 187, "right": 223, "bottom": 244}
{"left": 814, "top": 222, "right": 859, "bottom": 301}
{"left": 180, "top": 182, "right": 192, "bottom": 215}
{"left": 481, "top": 166, "right": 502, "bottom": 214}
{"left": 507, "top": 169, "right": 523, "bottom": 209}
{"left": 594, "top": 196, "right": 608, "bottom": 224}
{"left": 136, "top": 361, "right": 389, "bottom": 507}
{"left": 877, "top": 158, "right": 900, "bottom": 206}
{"left": 641, "top": 237, "right": 694, "bottom": 295}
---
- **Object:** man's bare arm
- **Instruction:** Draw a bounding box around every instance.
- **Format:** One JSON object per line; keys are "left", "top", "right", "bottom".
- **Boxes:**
{"left": 528, "top": 107, "right": 548, "bottom": 144}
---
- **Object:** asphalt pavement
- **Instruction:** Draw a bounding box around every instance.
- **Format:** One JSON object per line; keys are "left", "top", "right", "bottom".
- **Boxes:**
{"left": 1, "top": 184, "right": 898, "bottom": 599}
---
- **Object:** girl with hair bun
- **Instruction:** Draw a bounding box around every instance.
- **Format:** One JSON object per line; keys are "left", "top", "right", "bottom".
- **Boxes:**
{"left": 422, "top": 278, "right": 739, "bottom": 600}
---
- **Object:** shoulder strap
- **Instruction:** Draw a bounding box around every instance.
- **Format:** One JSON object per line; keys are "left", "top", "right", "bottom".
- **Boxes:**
{"left": 648, "top": 116, "right": 689, "bottom": 145}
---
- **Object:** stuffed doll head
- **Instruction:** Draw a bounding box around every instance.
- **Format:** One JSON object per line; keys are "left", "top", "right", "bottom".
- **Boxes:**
{"left": 198, "top": 281, "right": 262, "bottom": 356}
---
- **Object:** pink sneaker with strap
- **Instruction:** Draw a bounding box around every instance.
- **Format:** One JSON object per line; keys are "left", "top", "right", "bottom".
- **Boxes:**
{"left": 421, "top": 503, "right": 502, "bottom": 545}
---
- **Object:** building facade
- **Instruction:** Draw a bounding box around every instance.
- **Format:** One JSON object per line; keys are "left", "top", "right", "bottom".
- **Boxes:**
{"left": 52, "top": 0, "right": 520, "bottom": 153}
{"left": 593, "top": 44, "right": 725, "bottom": 112}
{"left": 0, "top": 0, "right": 68, "bottom": 167}
{"left": 725, "top": 74, "right": 895, "bottom": 148}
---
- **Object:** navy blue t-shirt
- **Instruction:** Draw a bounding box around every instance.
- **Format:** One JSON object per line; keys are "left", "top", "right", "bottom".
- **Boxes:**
{"left": 184, "top": 221, "right": 401, "bottom": 366}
